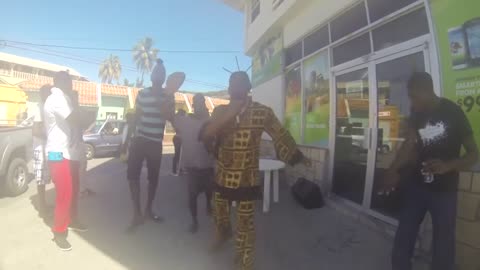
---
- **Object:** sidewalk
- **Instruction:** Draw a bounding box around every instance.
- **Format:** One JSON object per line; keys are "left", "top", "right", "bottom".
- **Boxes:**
{"left": 0, "top": 155, "right": 403, "bottom": 270}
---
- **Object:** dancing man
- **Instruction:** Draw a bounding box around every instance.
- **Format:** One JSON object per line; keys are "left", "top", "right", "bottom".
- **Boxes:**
{"left": 200, "top": 71, "right": 310, "bottom": 270}
{"left": 126, "top": 59, "right": 175, "bottom": 231}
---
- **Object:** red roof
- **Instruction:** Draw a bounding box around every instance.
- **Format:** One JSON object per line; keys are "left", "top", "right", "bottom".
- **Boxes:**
{"left": 101, "top": 84, "right": 129, "bottom": 96}
{"left": 20, "top": 78, "right": 98, "bottom": 107}
{"left": 211, "top": 97, "right": 229, "bottom": 107}
{"left": 73, "top": 81, "right": 98, "bottom": 106}
{"left": 19, "top": 77, "right": 229, "bottom": 110}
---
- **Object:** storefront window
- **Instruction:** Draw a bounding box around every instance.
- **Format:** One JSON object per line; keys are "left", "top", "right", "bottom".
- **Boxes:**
{"left": 285, "top": 65, "right": 302, "bottom": 142}
{"left": 372, "top": 8, "right": 429, "bottom": 51}
{"left": 285, "top": 42, "right": 303, "bottom": 66}
{"left": 367, "top": 0, "right": 418, "bottom": 23}
{"left": 333, "top": 33, "right": 371, "bottom": 66}
{"left": 250, "top": 0, "right": 260, "bottom": 23}
{"left": 303, "top": 50, "right": 330, "bottom": 147}
{"left": 304, "top": 25, "right": 329, "bottom": 56}
{"left": 330, "top": 2, "right": 368, "bottom": 42}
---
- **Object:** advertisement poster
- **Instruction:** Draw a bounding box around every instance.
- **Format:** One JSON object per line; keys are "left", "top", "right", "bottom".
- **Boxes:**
{"left": 303, "top": 51, "right": 330, "bottom": 147}
{"left": 285, "top": 66, "right": 302, "bottom": 142}
{"left": 430, "top": 0, "right": 480, "bottom": 158}
{"left": 252, "top": 32, "right": 283, "bottom": 87}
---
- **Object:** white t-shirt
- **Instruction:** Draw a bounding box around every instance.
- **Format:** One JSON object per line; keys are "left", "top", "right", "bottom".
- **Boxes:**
{"left": 32, "top": 103, "right": 45, "bottom": 152}
{"left": 44, "top": 87, "right": 79, "bottom": 160}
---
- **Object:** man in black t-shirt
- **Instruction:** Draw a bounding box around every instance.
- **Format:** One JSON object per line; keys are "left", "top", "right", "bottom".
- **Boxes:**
{"left": 382, "top": 72, "right": 478, "bottom": 270}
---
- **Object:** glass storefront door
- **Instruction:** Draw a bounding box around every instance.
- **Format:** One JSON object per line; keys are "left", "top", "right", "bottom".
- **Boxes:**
{"left": 370, "top": 51, "right": 426, "bottom": 219}
{"left": 332, "top": 67, "right": 371, "bottom": 205}
{"left": 332, "top": 45, "right": 429, "bottom": 222}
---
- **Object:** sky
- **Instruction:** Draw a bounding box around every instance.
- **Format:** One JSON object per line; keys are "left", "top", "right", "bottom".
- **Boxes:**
{"left": 1, "top": 0, "right": 250, "bottom": 92}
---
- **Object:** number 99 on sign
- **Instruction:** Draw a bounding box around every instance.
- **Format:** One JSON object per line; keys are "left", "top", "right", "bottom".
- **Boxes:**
{"left": 457, "top": 95, "right": 480, "bottom": 112}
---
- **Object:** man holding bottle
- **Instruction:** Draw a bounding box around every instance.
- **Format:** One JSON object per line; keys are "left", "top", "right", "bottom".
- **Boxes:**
{"left": 382, "top": 72, "right": 478, "bottom": 270}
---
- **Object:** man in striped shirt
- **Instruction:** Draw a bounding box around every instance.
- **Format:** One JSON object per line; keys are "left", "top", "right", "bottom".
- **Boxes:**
{"left": 127, "top": 59, "right": 174, "bottom": 232}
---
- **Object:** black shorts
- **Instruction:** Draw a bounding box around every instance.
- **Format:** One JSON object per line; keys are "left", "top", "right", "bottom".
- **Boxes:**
{"left": 185, "top": 168, "right": 214, "bottom": 195}
{"left": 127, "top": 136, "right": 163, "bottom": 182}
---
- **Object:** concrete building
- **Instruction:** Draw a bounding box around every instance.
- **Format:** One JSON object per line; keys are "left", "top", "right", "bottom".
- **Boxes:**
{"left": 220, "top": 0, "right": 480, "bottom": 269}
{"left": 0, "top": 52, "right": 86, "bottom": 81}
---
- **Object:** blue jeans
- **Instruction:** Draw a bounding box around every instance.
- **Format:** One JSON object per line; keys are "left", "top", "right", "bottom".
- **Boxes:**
{"left": 392, "top": 183, "right": 457, "bottom": 270}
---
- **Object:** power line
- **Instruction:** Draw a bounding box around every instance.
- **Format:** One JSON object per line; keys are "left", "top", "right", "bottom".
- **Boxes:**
{"left": 4, "top": 44, "right": 227, "bottom": 89}
{"left": 3, "top": 40, "right": 242, "bottom": 54}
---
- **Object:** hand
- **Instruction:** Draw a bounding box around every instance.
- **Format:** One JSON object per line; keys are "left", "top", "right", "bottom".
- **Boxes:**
{"left": 165, "top": 72, "right": 186, "bottom": 94}
{"left": 378, "top": 169, "right": 401, "bottom": 196}
{"left": 423, "top": 159, "right": 454, "bottom": 175}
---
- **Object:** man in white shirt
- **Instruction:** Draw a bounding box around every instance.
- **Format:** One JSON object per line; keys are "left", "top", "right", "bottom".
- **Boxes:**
{"left": 44, "top": 71, "right": 86, "bottom": 251}
{"left": 32, "top": 85, "right": 52, "bottom": 216}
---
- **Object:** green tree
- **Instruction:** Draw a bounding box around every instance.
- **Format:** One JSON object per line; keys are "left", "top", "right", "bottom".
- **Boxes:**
{"left": 99, "top": 54, "right": 122, "bottom": 84}
{"left": 132, "top": 37, "right": 159, "bottom": 83}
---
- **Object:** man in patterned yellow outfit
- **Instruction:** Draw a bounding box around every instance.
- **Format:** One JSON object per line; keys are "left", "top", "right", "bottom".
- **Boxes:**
{"left": 201, "top": 71, "right": 309, "bottom": 270}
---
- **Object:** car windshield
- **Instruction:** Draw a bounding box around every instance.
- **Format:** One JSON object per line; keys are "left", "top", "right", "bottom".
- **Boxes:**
{"left": 85, "top": 122, "right": 103, "bottom": 134}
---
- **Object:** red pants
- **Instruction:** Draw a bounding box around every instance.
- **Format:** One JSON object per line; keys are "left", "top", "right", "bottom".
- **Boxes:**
{"left": 49, "top": 159, "right": 80, "bottom": 234}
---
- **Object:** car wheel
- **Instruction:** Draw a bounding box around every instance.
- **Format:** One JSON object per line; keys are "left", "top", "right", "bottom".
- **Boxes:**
{"left": 5, "top": 158, "right": 29, "bottom": 197}
{"left": 85, "top": 144, "right": 95, "bottom": 160}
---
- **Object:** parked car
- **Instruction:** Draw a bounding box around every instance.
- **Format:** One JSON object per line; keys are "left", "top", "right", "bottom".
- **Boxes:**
{"left": 0, "top": 126, "right": 33, "bottom": 196}
{"left": 83, "top": 120, "right": 126, "bottom": 159}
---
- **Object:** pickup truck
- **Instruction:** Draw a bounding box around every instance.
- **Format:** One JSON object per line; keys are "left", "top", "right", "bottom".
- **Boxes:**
{"left": 0, "top": 126, "right": 32, "bottom": 196}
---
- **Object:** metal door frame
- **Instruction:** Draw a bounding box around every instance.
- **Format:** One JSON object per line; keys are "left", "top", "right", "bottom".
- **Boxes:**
{"left": 329, "top": 38, "right": 432, "bottom": 223}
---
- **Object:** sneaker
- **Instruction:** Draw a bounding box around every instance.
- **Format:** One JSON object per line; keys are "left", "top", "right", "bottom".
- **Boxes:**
{"left": 52, "top": 237, "right": 72, "bottom": 251}
{"left": 69, "top": 221, "right": 88, "bottom": 232}
{"left": 170, "top": 172, "right": 179, "bottom": 177}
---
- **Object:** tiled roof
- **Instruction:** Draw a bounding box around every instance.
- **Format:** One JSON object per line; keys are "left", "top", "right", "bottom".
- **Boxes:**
{"left": 174, "top": 92, "right": 185, "bottom": 102}
{"left": 20, "top": 78, "right": 98, "bottom": 107}
{"left": 18, "top": 77, "right": 229, "bottom": 110}
{"left": 19, "top": 77, "right": 53, "bottom": 90}
{"left": 73, "top": 81, "right": 97, "bottom": 106}
{"left": 101, "top": 84, "right": 129, "bottom": 96}
{"left": 211, "top": 97, "right": 229, "bottom": 107}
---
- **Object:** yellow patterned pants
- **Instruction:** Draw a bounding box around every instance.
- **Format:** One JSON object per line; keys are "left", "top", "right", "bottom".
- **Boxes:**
{"left": 213, "top": 192, "right": 255, "bottom": 270}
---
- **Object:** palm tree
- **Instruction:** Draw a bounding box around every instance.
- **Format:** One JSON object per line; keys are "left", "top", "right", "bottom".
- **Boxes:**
{"left": 99, "top": 55, "right": 122, "bottom": 84}
{"left": 132, "top": 37, "right": 159, "bottom": 83}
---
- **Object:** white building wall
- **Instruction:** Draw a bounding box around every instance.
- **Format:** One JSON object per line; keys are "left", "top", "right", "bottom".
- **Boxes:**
{"left": 252, "top": 75, "right": 284, "bottom": 141}
{"left": 252, "top": 75, "right": 284, "bottom": 120}
{"left": 244, "top": 0, "right": 298, "bottom": 53}
{"left": 283, "top": 0, "right": 357, "bottom": 47}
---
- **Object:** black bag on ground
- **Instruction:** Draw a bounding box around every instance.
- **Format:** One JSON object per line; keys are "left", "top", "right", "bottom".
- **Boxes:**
{"left": 291, "top": 178, "right": 324, "bottom": 209}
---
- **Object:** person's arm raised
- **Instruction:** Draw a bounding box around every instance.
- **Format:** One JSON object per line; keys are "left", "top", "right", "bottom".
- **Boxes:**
{"left": 200, "top": 100, "right": 245, "bottom": 141}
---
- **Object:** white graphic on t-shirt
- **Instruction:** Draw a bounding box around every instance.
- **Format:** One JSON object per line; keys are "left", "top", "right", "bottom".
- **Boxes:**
{"left": 418, "top": 121, "right": 448, "bottom": 146}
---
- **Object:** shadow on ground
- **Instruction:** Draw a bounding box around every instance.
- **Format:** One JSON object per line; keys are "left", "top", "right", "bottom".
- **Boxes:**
{"left": 27, "top": 154, "right": 395, "bottom": 270}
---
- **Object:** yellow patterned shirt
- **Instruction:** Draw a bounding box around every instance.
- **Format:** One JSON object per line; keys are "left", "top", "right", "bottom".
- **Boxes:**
{"left": 211, "top": 101, "right": 303, "bottom": 201}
